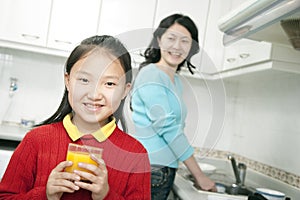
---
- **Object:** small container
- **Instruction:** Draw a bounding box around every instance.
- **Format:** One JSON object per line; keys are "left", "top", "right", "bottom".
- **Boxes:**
{"left": 20, "top": 118, "right": 35, "bottom": 128}
{"left": 256, "top": 188, "right": 285, "bottom": 200}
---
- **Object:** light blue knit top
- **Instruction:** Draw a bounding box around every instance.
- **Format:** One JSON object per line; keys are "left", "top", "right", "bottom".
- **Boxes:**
{"left": 131, "top": 64, "right": 194, "bottom": 168}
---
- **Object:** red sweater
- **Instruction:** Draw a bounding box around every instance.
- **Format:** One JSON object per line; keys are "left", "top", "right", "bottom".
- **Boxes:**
{"left": 0, "top": 122, "right": 151, "bottom": 199}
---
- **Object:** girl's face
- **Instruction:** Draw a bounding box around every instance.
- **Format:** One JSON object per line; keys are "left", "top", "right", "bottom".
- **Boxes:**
{"left": 65, "top": 50, "right": 131, "bottom": 131}
{"left": 158, "top": 23, "right": 192, "bottom": 68}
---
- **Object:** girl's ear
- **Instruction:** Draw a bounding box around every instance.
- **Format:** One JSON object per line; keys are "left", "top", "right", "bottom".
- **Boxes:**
{"left": 122, "top": 83, "right": 132, "bottom": 100}
{"left": 64, "top": 73, "right": 70, "bottom": 91}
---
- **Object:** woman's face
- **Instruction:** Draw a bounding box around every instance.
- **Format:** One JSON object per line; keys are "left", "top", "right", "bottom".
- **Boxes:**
{"left": 65, "top": 50, "right": 131, "bottom": 131}
{"left": 158, "top": 23, "right": 192, "bottom": 68}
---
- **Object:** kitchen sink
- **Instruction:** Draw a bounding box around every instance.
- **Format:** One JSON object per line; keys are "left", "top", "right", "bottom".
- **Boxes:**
{"left": 182, "top": 173, "right": 255, "bottom": 197}
{"left": 215, "top": 182, "right": 253, "bottom": 196}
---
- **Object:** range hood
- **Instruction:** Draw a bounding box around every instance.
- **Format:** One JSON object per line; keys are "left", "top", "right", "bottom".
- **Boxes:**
{"left": 218, "top": 0, "right": 300, "bottom": 49}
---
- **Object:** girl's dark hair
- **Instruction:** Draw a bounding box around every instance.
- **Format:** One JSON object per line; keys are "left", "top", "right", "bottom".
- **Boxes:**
{"left": 140, "top": 13, "right": 200, "bottom": 74}
{"left": 38, "top": 35, "right": 132, "bottom": 131}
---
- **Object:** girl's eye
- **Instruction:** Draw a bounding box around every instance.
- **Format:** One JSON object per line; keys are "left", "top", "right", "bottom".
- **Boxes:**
{"left": 105, "top": 81, "right": 116, "bottom": 87}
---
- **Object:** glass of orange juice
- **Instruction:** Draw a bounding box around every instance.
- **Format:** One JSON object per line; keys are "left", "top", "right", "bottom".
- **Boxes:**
{"left": 65, "top": 143, "right": 103, "bottom": 179}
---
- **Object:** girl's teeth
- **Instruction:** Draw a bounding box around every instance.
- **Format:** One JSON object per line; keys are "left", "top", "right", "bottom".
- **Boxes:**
{"left": 86, "top": 104, "right": 100, "bottom": 108}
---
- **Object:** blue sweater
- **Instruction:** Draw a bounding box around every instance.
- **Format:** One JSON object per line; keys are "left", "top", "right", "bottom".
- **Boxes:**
{"left": 131, "top": 64, "right": 194, "bottom": 168}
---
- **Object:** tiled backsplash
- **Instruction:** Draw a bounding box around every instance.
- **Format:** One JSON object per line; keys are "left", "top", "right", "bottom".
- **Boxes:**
{"left": 195, "top": 148, "right": 300, "bottom": 189}
{"left": 0, "top": 47, "right": 66, "bottom": 124}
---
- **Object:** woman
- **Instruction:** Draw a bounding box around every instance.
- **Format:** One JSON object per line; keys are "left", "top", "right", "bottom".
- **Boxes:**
{"left": 131, "top": 13, "right": 216, "bottom": 199}
{"left": 0, "top": 35, "right": 151, "bottom": 200}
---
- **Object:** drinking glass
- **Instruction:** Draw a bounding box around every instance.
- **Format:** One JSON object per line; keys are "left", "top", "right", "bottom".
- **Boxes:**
{"left": 65, "top": 143, "right": 103, "bottom": 178}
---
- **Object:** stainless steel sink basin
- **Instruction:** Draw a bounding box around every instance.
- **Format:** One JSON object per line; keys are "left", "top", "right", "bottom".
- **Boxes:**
{"left": 182, "top": 173, "right": 255, "bottom": 196}
{"left": 220, "top": 182, "right": 254, "bottom": 196}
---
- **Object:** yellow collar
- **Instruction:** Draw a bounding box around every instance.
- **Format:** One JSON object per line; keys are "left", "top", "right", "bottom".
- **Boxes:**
{"left": 63, "top": 113, "right": 116, "bottom": 142}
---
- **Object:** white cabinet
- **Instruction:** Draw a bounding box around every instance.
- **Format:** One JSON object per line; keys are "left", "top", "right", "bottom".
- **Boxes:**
{"left": 98, "top": 0, "right": 156, "bottom": 37}
{"left": 0, "top": 149, "right": 13, "bottom": 180}
{"left": 47, "top": 0, "right": 102, "bottom": 51}
{"left": 97, "top": 0, "right": 156, "bottom": 67}
{"left": 200, "top": 0, "right": 300, "bottom": 76}
{"left": 200, "top": 0, "right": 232, "bottom": 74}
{"left": 0, "top": 0, "right": 52, "bottom": 47}
{"left": 223, "top": 39, "right": 300, "bottom": 71}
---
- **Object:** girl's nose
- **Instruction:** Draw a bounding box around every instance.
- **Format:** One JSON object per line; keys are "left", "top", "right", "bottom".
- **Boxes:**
{"left": 88, "top": 85, "right": 104, "bottom": 100}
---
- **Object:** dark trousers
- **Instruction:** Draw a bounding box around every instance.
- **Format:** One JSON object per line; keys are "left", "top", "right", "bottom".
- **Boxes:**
{"left": 151, "top": 166, "right": 176, "bottom": 200}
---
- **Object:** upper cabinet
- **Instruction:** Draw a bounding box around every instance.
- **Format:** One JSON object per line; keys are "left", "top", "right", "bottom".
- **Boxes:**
{"left": 199, "top": 0, "right": 300, "bottom": 77}
{"left": 98, "top": 0, "right": 155, "bottom": 37}
{"left": 97, "top": 0, "right": 156, "bottom": 66}
{"left": 200, "top": 0, "right": 232, "bottom": 74}
{"left": 1, "top": 0, "right": 299, "bottom": 77}
{"left": 223, "top": 39, "right": 300, "bottom": 70}
{"left": 47, "top": 0, "right": 102, "bottom": 51}
{"left": 0, "top": 0, "right": 52, "bottom": 46}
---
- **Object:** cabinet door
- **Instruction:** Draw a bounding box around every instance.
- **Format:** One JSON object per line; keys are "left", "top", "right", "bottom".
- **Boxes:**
{"left": 223, "top": 39, "right": 273, "bottom": 71}
{"left": 200, "top": 0, "right": 232, "bottom": 74}
{"left": 0, "top": 0, "right": 51, "bottom": 46}
{"left": 97, "top": 0, "right": 156, "bottom": 65}
{"left": 98, "top": 0, "right": 156, "bottom": 36}
{"left": 47, "top": 0, "right": 102, "bottom": 51}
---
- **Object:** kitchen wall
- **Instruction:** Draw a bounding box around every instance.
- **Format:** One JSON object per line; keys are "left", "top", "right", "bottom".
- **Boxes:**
{"left": 1, "top": 46, "right": 300, "bottom": 178}
{"left": 181, "top": 70, "right": 300, "bottom": 176}
{"left": 223, "top": 71, "right": 300, "bottom": 176}
{"left": 0, "top": 47, "right": 66, "bottom": 124}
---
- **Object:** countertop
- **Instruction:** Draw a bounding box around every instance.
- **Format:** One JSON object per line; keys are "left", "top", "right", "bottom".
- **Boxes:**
{"left": 173, "top": 174, "right": 248, "bottom": 200}
{"left": 173, "top": 160, "right": 249, "bottom": 200}
{"left": 0, "top": 123, "right": 28, "bottom": 141}
{"left": 173, "top": 157, "right": 300, "bottom": 200}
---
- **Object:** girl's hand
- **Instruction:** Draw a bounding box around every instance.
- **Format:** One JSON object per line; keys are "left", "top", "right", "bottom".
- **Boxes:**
{"left": 46, "top": 161, "right": 81, "bottom": 200}
{"left": 73, "top": 154, "right": 109, "bottom": 200}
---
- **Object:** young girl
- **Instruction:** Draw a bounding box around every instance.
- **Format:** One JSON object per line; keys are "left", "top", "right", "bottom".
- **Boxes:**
{"left": 0, "top": 35, "right": 151, "bottom": 199}
{"left": 131, "top": 14, "right": 216, "bottom": 199}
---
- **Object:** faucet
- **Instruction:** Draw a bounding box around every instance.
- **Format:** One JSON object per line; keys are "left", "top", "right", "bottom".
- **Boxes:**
{"left": 227, "top": 154, "right": 247, "bottom": 186}
{"left": 9, "top": 77, "right": 18, "bottom": 97}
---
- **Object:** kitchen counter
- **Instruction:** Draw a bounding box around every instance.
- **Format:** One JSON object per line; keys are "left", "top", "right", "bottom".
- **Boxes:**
{"left": 173, "top": 160, "right": 249, "bottom": 200}
{"left": 173, "top": 157, "right": 300, "bottom": 200}
{"left": 173, "top": 174, "right": 248, "bottom": 200}
{"left": 0, "top": 123, "right": 28, "bottom": 141}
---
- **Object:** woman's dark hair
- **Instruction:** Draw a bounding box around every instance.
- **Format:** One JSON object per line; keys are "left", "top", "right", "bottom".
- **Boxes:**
{"left": 38, "top": 35, "right": 132, "bottom": 131}
{"left": 140, "top": 13, "right": 200, "bottom": 74}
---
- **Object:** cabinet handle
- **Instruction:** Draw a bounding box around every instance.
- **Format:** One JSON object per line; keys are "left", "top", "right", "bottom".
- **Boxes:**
{"left": 226, "top": 58, "right": 236, "bottom": 63}
{"left": 239, "top": 53, "right": 250, "bottom": 59}
{"left": 54, "top": 39, "right": 72, "bottom": 45}
{"left": 21, "top": 34, "right": 40, "bottom": 40}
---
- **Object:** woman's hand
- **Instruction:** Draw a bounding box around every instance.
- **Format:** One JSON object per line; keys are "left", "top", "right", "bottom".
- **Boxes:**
{"left": 73, "top": 154, "right": 109, "bottom": 200}
{"left": 46, "top": 161, "right": 81, "bottom": 200}
{"left": 183, "top": 156, "right": 217, "bottom": 192}
{"left": 194, "top": 173, "right": 217, "bottom": 192}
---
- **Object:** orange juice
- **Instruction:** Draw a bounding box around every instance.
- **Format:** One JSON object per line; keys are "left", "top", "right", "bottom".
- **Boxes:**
{"left": 65, "top": 151, "right": 98, "bottom": 173}
{"left": 65, "top": 143, "right": 103, "bottom": 180}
